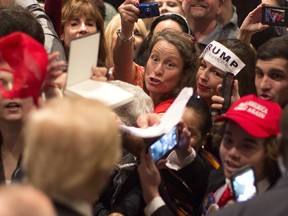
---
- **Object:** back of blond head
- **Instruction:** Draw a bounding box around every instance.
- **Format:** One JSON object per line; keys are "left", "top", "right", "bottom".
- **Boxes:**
{"left": 23, "top": 97, "right": 121, "bottom": 201}
{"left": 0, "top": 184, "right": 56, "bottom": 216}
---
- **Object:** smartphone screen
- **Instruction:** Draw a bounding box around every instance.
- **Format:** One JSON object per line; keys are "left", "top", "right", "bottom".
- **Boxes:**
{"left": 231, "top": 165, "right": 257, "bottom": 202}
{"left": 262, "top": 5, "right": 288, "bottom": 27}
{"left": 221, "top": 72, "right": 234, "bottom": 114}
{"left": 148, "top": 126, "right": 179, "bottom": 162}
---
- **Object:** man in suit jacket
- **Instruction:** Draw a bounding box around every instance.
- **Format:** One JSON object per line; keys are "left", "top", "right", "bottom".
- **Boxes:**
{"left": 211, "top": 102, "right": 288, "bottom": 216}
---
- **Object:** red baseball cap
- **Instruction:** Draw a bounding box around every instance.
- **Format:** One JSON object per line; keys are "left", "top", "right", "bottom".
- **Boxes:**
{"left": 0, "top": 32, "right": 48, "bottom": 105}
{"left": 215, "top": 95, "right": 282, "bottom": 138}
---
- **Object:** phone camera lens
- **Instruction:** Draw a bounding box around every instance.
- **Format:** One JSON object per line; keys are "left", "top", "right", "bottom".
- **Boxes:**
{"left": 144, "top": 8, "right": 152, "bottom": 17}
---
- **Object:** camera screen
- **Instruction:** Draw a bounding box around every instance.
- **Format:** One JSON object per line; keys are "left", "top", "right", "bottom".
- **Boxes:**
{"left": 263, "top": 6, "right": 286, "bottom": 25}
{"left": 149, "top": 126, "right": 178, "bottom": 162}
{"left": 232, "top": 168, "right": 257, "bottom": 202}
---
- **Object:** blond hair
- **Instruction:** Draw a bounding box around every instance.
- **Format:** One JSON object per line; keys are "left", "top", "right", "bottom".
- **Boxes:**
{"left": 23, "top": 97, "right": 121, "bottom": 201}
{"left": 105, "top": 13, "right": 148, "bottom": 68}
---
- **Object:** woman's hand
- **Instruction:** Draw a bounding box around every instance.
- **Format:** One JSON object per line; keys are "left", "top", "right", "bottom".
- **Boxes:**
{"left": 211, "top": 80, "right": 240, "bottom": 116}
{"left": 175, "top": 121, "right": 193, "bottom": 161}
{"left": 118, "top": 0, "right": 140, "bottom": 37}
{"left": 137, "top": 148, "right": 161, "bottom": 204}
{"left": 90, "top": 66, "right": 108, "bottom": 82}
{"left": 137, "top": 113, "right": 161, "bottom": 128}
{"left": 43, "top": 52, "right": 67, "bottom": 99}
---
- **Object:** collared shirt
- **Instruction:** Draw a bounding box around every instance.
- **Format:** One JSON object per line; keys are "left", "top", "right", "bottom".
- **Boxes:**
{"left": 144, "top": 196, "right": 166, "bottom": 216}
{"left": 221, "top": 6, "right": 239, "bottom": 39}
{"left": 165, "top": 147, "right": 196, "bottom": 171}
{"left": 198, "top": 20, "right": 238, "bottom": 52}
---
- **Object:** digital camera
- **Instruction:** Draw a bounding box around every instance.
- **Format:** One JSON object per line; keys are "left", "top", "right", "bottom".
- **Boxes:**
{"left": 135, "top": 2, "right": 160, "bottom": 19}
{"left": 262, "top": 4, "right": 288, "bottom": 27}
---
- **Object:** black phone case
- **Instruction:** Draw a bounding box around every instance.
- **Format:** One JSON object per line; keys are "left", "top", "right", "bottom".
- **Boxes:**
{"left": 221, "top": 72, "right": 234, "bottom": 114}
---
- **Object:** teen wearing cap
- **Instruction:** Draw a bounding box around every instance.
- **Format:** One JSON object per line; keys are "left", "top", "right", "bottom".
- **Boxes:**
{"left": 202, "top": 94, "right": 281, "bottom": 215}
{"left": 135, "top": 94, "right": 282, "bottom": 216}
{"left": 206, "top": 101, "right": 288, "bottom": 216}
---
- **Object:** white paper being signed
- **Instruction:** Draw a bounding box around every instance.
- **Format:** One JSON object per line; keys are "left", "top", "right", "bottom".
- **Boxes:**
{"left": 119, "top": 87, "right": 193, "bottom": 138}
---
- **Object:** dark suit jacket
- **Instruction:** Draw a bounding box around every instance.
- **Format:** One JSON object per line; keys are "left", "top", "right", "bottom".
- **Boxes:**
{"left": 177, "top": 154, "right": 215, "bottom": 212}
{"left": 205, "top": 167, "right": 226, "bottom": 194}
{"left": 198, "top": 168, "right": 226, "bottom": 216}
{"left": 211, "top": 175, "right": 288, "bottom": 216}
{"left": 151, "top": 205, "right": 174, "bottom": 216}
{"left": 53, "top": 200, "right": 85, "bottom": 216}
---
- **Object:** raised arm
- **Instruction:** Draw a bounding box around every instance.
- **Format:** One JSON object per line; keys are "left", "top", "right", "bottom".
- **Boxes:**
{"left": 113, "top": 0, "right": 139, "bottom": 84}
{"left": 237, "top": 3, "right": 269, "bottom": 45}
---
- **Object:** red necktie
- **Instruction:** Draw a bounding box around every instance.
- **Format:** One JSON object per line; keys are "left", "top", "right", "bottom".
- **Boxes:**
{"left": 218, "top": 186, "right": 233, "bottom": 207}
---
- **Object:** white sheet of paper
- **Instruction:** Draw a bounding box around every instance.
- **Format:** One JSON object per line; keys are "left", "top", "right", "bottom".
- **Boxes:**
{"left": 66, "top": 33, "right": 100, "bottom": 86}
{"left": 119, "top": 87, "right": 193, "bottom": 138}
{"left": 65, "top": 33, "right": 134, "bottom": 108}
{"left": 66, "top": 79, "right": 134, "bottom": 108}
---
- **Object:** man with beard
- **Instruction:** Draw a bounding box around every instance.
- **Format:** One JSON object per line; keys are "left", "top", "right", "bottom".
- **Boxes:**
{"left": 182, "top": 0, "right": 238, "bottom": 51}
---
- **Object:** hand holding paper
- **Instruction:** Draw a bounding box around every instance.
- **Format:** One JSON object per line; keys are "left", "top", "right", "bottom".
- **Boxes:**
{"left": 119, "top": 87, "right": 193, "bottom": 138}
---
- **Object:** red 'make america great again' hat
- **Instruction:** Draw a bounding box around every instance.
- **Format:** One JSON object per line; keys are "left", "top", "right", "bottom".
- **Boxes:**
{"left": 215, "top": 94, "right": 282, "bottom": 138}
{"left": 0, "top": 32, "right": 48, "bottom": 104}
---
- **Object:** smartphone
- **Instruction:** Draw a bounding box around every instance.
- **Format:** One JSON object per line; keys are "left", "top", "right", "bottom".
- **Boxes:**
{"left": 262, "top": 5, "right": 288, "bottom": 27}
{"left": 230, "top": 165, "right": 257, "bottom": 202}
{"left": 148, "top": 126, "right": 179, "bottom": 162}
{"left": 220, "top": 72, "right": 234, "bottom": 114}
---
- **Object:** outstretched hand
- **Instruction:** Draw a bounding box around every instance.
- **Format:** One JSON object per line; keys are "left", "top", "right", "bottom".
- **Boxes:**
{"left": 175, "top": 121, "right": 193, "bottom": 160}
{"left": 137, "top": 148, "right": 161, "bottom": 204}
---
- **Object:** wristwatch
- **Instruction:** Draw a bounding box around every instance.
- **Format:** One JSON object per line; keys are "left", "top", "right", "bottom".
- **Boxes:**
{"left": 116, "top": 28, "right": 134, "bottom": 42}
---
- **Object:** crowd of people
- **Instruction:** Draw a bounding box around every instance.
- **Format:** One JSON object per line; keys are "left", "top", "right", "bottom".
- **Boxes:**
{"left": 0, "top": 0, "right": 287, "bottom": 216}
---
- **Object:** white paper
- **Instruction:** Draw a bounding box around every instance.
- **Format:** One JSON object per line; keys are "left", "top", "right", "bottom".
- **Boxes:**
{"left": 67, "top": 33, "right": 100, "bottom": 86}
{"left": 65, "top": 33, "right": 134, "bottom": 108}
{"left": 65, "top": 79, "right": 134, "bottom": 108}
{"left": 200, "top": 40, "right": 245, "bottom": 76}
{"left": 119, "top": 87, "right": 193, "bottom": 138}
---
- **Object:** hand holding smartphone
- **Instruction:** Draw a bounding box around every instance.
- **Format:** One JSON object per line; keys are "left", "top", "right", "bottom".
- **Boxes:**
{"left": 147, "top": 126, "right": 179, "bottom": 162}
{"left": 230, "top": 165, "right": 257, "bottom": 202}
